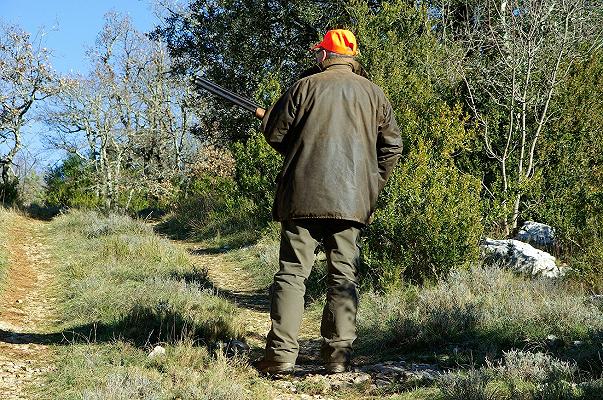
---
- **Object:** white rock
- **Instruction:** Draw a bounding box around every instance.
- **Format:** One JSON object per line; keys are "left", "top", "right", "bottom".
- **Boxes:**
{"left": 147, "top": 345, "right": 166, "bottom": 359}
{"left": 481, "top": 238, "right": 562, "bottom": 278}
{"left": 515, "top": 221, "right": 555, "bottom": 249}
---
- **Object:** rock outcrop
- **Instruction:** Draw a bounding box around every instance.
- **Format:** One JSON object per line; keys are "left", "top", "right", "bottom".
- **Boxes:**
{"left": 481, "top": 238, "right": 562, "bottom": 278}
{"left": 515, "top": 221, "right": 556, "bottom": 250}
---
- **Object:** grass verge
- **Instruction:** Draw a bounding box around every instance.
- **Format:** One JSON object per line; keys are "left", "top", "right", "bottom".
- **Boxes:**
{"left": 356, "top": 266, "right": 603, "bottom": 377}
{"left": 437, "top": 350, "right": 603, "bottom": 400}
{"left": 0, "top": 207, "right": 12, "bottom": 291}
{"left": 42, "top": 210, "right": 273, "bottom": 399}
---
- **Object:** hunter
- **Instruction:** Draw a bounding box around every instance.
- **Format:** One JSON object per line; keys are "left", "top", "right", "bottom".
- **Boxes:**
{"left": 254, "top": 29, "right": 402, "bottom": 375}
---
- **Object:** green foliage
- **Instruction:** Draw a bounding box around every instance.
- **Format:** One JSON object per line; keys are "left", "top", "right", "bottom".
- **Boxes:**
{"left": 231, "top": 131, "right": 282, "bottom": 224}
{"left": 44, "top": 155, "right": 101, "bottom": 209}
{"left": 0, "top": 178, "right": 20, "bottom": 206}
{"left": 530, "top": 51, "right": 603, "bottom": 289}
{"left": 364, "top": 142, "right": 482, "bottom": 286}
{"left": 152, "top": 0, "right": 339, "bottom": 143}
{"left": 347, "top": 1, "right": 482, "bottom": 285}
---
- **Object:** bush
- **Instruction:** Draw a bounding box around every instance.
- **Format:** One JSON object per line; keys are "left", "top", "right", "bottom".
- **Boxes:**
{"left": 231, "top": 130, "right": 281, "bottom": 225}
{"left": 531, "top": 51, "right": 603, "bottom": 289}
{"left": 349, "top": 1, "right": 483, "bottom": 286}
{"left": 0, "top": 178, "right": 20, "bottom": 206}
{"left": 363, "top": 143, "right": 483, "bottom": 286}
{"left": 44, "top": 155, "right": 101, "bottom": 210}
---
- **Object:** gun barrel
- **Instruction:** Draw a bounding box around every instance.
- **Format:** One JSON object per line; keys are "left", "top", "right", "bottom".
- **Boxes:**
{"left": 194, "top": 76, "right": 260, "bottom": 113}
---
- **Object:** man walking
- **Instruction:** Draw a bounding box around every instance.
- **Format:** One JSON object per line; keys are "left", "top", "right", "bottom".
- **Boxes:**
{"left": 255, "top": 29, "right": 402, "bottom": 375}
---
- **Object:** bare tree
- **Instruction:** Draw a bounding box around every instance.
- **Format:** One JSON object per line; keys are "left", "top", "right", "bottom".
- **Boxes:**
{"left": 46, "top": 12, "right": 198, "bottom": 210}
{"left": 0, "top": 23, "right": 60, "bottom": 199}
{"left": 441, "top": 0, "right": 603, "bottom": 235}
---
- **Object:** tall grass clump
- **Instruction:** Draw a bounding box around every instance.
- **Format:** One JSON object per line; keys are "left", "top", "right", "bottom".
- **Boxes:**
{"left": 49, "top": 209, "right": 242, "bottom": 344}
{"left": 41, "top": 341, "right": 272, "bottom": 400}
{"left": 357, "top": 266, "right": 603, "bottom": 362}
{"left": 437, "top": 350, "right": 599, "bottom": 400}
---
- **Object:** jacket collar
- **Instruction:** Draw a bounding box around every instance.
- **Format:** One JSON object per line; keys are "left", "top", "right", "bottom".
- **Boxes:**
{"left": 320, "top": 57, "right": 355, "bottom": 71}
{"left": 298, "top": 58, "right": 370, "bottom": 80}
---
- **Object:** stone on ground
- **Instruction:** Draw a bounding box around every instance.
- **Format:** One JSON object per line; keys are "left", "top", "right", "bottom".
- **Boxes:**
{"left": 481, "top": 238, "right": 562, "bottom": 278}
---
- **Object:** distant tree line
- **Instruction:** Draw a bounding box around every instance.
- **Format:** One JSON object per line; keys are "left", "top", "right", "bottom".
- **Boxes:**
{"left": 1, "top": 0, "right": 602, "bottom": 287}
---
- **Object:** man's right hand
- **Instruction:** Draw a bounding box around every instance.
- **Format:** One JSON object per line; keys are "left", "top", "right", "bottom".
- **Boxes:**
{"left": 255, "top": 107, "right": 266, "bottom": 120}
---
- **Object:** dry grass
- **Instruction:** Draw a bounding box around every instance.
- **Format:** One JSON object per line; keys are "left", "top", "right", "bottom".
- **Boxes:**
{"left": 0, "top": 207, "right": 13, "bottom": 290}
{"left": 437, "top": 350, "right": 601, "bottom": 400}
{"left": 42, "top": 210, "right": 274, "bottom": 399}
{"left": 357, "top": 266, "right": 603, "bottom": 353}
{"left": 48, "top": 210, "right": 242, "bottom": 343}
{"left": 42, "top": 341, "right": 273, "bottom": 400}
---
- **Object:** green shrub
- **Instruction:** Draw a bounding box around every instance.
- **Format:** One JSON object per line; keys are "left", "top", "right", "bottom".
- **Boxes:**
{"left": 363, "top": 142, "right": 483, "bottom": 286}
{"left": 530, "top": 51, "right": 603, "bottom": 289}
{"left": 0, "top": 178, "right": 20, "bottom": 206}
{"left": 231, "top": 130, "right": 281, "bottom": 225}
{"left": 44, "top": 155, "right": 101, "bottom": 209}
{"left": 347, "top": 1, "right": 483, "bottom": 286}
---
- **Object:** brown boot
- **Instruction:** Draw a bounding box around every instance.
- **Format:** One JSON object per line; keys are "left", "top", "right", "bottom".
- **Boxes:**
{"left": 253, "top": 359, "right": 295, "bottom": 376}
{"left": 325, "top": 362, "right": 352, "bottom": 374}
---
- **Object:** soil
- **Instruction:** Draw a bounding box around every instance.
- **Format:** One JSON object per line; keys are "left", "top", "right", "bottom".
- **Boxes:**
{"left": 0, "top": 214, "right": 56, "bottom": 400}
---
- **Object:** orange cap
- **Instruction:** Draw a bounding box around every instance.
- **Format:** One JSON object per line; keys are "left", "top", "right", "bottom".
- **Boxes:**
{"left": 312, "top": 29, "right": 358, "bottom": 56}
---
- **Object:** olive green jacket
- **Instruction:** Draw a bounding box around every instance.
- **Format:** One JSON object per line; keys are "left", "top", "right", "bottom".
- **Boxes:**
{"left": 261, "top": 58, "right": 402, "bottom": 225}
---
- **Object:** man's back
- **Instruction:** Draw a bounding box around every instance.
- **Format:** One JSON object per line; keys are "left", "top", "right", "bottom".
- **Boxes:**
{"left": 262, "top": 58, "right": 401, "bottom": 224}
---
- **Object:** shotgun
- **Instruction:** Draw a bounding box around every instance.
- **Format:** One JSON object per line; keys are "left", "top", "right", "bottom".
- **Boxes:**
{"left": 193, "top": 75, "right": 266, "bottom": 119}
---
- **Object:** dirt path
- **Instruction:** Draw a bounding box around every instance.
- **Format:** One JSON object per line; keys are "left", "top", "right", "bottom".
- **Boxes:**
{"left": 0, "top": 214, "right": 56, "bottom": 400}
{"left": 181, "top": 243, "right": 440, "bottom": 399}
{"left": 184, "top": 245, "right": 322, "bottom": 362}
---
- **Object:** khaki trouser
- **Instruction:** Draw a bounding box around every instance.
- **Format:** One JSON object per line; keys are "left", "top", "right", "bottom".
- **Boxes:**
{"left": 264, "top": 219, "right": 362, "bottom": 364}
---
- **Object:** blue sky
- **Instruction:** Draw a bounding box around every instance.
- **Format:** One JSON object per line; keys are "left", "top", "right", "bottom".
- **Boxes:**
{"left": 1, "top": 0, "right": 162, "bottom": 169}
{"left": 2, "top": 0, "right": 159, "bottom": 74}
